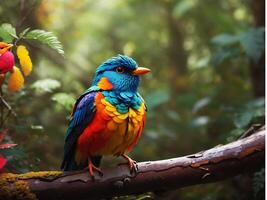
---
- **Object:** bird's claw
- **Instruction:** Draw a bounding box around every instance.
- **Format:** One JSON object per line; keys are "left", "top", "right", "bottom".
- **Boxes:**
{"left": 88, "top": 160, "right": 103, "bottom": 179}
{"left": 118, "top": 154, "right": 138, "bottom": 174}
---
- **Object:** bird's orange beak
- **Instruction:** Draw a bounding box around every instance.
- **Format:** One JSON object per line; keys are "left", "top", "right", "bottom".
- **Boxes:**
{"left": 132, "top": 67, "right": 151, "bottom": 75}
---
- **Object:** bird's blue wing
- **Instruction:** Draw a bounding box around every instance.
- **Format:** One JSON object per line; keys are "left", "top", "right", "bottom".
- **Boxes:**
{"left": 65, "top": 92, "right": 96, "bottom": 140}
{"left": 61, "top": 87, "right": 99, "bottom": 170}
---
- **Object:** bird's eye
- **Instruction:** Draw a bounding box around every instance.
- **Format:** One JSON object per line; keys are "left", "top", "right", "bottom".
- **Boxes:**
{"left": 116, "top": 66, "right": 125, "bottom": 73}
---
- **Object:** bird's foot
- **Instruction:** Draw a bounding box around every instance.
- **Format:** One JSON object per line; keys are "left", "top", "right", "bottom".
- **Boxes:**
{"left": 118, "top": 154, "right": 138, "bottom": 174}
{"left": 88, "top": 159, "right": 103, "bottom": 179}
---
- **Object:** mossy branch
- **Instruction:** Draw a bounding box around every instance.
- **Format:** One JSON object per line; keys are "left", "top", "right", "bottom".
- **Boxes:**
{"left": 0, "top": 127, "right": 265, "bottom": 200}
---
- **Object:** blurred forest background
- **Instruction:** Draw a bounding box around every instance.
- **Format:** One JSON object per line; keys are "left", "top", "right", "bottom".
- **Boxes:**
{"left": 0, "top": 0, "right": 265, "bottom": 199}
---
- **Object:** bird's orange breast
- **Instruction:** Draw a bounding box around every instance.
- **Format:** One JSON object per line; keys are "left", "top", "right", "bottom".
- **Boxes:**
{"left": 76, "top": 92, "right": 146, "bottom": 161}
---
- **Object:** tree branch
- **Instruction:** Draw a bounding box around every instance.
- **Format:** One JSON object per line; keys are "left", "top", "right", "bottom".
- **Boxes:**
{"left": 0, "top": 128, "right": 265, "bottom": 200}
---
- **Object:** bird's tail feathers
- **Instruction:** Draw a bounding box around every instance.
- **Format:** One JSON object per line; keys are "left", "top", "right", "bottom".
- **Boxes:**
{"left": 61, "top": 150, "right": 87, "bottom": 171}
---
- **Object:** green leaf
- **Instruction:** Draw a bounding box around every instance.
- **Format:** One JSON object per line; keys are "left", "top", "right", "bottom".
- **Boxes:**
{"left": 246, "top": 97, "right": 265, "bottom": 109}
{"left": 252, "top": 107, "right": 265, "bottom": 118}
{"left": 233, "top": 112, "right": 253, "bottom": 128}
{"left": 211, "top": 28, "right": 265, "bottom": 65}
{"left": 31, "top": 79, "right": 61, "bottom": 94}
{"left": 211, "top": 47, "right": 240, "bottom": 66}
{"left": 0, "top": 27, "right": 13, "bottom": 42}
{"left": 52, "top": 93, "right": 76, "bottom": 111}
{"left": 19, "top": 28, "right": 30, "bottom": 38}
{"left": 239, "top": 27, "right": 265, "bottom": 63}
{"left": 1, "top": 23, "right": 18, "bottom": 39}
{"left": 25, "top": 29, "right": 64, "bottom": 56}
{"left": 211, "top": 34, "right": 239, "bottom": 46}
{"left": 246, "top": 97, "right": 265, "bottom": 118}
{"left": 0, "top": 23, "right": 18, "bottom": 42}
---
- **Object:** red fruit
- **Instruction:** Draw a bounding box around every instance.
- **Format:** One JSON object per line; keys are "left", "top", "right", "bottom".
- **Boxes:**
{"left": 0, "top": 154, "right": 7, "bottom": 170}
{"left": 0, "top": 51, "right": 15, "bottom": 74}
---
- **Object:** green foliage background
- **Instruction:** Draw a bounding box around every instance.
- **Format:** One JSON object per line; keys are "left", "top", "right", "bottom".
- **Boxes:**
{"left": 0, "top": 0, "right": 265, "bottom": 199}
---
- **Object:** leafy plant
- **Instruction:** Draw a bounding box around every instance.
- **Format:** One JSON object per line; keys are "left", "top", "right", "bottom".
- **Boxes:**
{"left": 239, "top": 28, "right": 265, "bottom": 63}
{"left": 31, "top": 79, "right": 61, "bottom": 94}
{"left": 233, "top": 98, "right": 265, "bottom": 129}
{"left": 52, "top": 93, "right": 76, "bottom": 111}
{"left": 0, "top": 23, "right": 17, "bottom": 42}
{"left": 0, "top": 23, "right": 65, "bottom": 172}
{"left": 227, "top": 98, "right": 264, "bottom": 142}
{"left": 24, "top": 30, "right": 64, "bottom": 56}
{"left": 0, "top": 23, "right": 64, "bottom": 92}
{"left": 212, "top": 27, "right": 265, "bottom": 65}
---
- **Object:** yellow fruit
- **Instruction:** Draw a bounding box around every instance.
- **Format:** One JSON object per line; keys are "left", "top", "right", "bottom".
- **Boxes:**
{"left": 17, "top": 45, "right": 32, "bottom": 76}
{"left": 8, "top": 67, "right": 24, "bottom": 92}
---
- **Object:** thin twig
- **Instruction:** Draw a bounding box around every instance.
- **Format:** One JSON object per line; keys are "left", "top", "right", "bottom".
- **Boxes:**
{"left": 0, "top": 95, "right": 17, "bottom": 117}
{"left": 239, "top": 124, "right": 263, "bottom": 139}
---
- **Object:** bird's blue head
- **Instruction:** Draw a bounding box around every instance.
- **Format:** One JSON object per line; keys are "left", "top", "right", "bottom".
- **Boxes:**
{"left": 92, "top": 55, "right": 150, "bottom": 92}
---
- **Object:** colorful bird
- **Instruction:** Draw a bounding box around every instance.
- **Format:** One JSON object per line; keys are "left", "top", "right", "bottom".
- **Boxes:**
{"left": 61, "top": 55, "right": 151, "bottom": 177}
{"left": 0, "top": 42, "right": 14, "bottom": 74}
